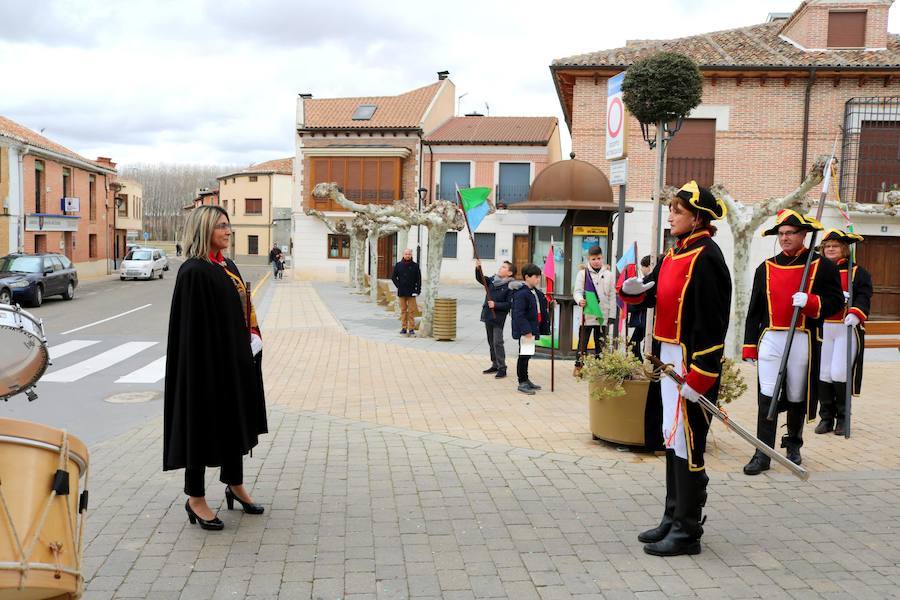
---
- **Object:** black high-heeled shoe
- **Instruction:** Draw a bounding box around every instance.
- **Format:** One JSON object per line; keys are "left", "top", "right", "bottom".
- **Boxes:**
{"left": 185, "top": 499, "right": 224, "bottom": 530}
{"left": 225, "top": 487, "right": 265, "bottom": 515}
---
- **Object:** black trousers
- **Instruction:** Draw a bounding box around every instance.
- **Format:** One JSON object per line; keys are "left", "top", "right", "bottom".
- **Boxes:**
{"left": 516, "top": 354, "right": 531, "bottom": 383}
{"left": 485, "top": 321, "right": 506, "bottom": 371}
{"left": 629, "top": 326, "right": 645, "bottom": 361}
{"left": 184, "top": 454, "right": 243, "bottom": 497}
{"left": 575, "top": 324, "right": 606, "bottom": 366}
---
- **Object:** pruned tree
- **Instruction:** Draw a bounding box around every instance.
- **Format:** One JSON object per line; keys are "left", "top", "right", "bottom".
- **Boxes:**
{"left": 312, "top": 182, "right": 465, "bottom": 337}
{"left": 708, "top": 155, "right": 827, "bottom": 355}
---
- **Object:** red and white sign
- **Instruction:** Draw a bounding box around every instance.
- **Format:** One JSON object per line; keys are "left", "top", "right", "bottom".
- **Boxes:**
{"left": 605, "top": 72, "right": 628, "bottom": 161}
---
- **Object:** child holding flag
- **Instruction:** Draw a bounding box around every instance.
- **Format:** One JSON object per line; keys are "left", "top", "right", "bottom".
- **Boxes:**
{"left": 511, "top": 263, "right": 550, "bottom": 395}
{"left": 574, "top": 246, "right": 616, "bottom": 366}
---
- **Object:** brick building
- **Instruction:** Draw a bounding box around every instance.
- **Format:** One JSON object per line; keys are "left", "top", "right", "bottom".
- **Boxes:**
{"left": 112, "top": 178, "right": 143, "bottom": 263}
{"left": 551, "top": 0, "right": 900, "bottom": 318}
{"left": 292, "top": 72, "right": 562, "bottom": 283}
{"left": 0, "top": 116, "right": 117, "bottom": 277}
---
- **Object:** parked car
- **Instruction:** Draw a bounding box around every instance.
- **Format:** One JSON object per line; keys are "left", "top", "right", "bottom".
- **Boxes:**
{"left": 0, "top": 253, "right": 78, "bottom": 307}
{"left": 119, "top": 248, "right": 167, "bottom": 281}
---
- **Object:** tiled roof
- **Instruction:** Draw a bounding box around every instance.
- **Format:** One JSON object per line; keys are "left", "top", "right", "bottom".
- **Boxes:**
{"left": 0, "top": 115, "right": 114, "bottom": 171}
{"left": 553, "top": 21, "right": 900, "bottom": 69}
{"left": 249, "top": 158, "right": 293, "bottom": 175}
{"left": 219, "top": 157, "right": 293, "bottom": 179}
{"left": 425, "top": 116, "right": 558, "bottom": 145}
{"left": 303, "top": 81, "right": 443, "bottom": 129}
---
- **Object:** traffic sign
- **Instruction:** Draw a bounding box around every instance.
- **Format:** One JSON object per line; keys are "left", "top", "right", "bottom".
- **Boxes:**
{"left": 605, "top": 72, "right": 628, "bottom": 161}
{"left": 610, "top": 159, "right": 628, "bottom": 186}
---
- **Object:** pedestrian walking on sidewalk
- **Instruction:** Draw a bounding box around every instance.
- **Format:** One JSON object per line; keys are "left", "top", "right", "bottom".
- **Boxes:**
{"left": 475, "top": 258, "right": 521, "bottom": 379}
{"left": 391, "top": 248, "right": 421, "bottom": 336}
{"left": 164, "top": 205, "right": 268, "bottom": 531}
{"left": 620, "top": 181, "right": 731, "bottom": 557}
{"left": 268, "top": 243, "right": 281, "bottom": 278}
{"left": 511, "top": 263, "right": 550, "bottom": 395}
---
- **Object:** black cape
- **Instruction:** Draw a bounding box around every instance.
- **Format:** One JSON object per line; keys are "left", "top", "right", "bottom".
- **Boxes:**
{"left": 163, "top": 258, "right": 267, "bottom": 471}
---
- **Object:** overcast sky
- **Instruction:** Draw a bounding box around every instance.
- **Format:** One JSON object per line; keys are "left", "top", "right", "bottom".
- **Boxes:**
{"left": 2, "top": 0, "right": 898, "bottom": 166}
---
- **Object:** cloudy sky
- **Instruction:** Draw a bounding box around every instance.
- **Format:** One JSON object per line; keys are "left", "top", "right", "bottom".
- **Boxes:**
{"left": 3, "top": 0, "right": 898, "bottom": 167}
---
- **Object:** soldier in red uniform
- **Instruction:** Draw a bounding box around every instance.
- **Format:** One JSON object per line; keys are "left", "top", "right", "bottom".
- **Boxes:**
{"left": 742, "top": 210, "right": 844, "bottom": 475}
{"left": 816, "top": 229, "right": 873, "bottom": 436}
{"left": 621, "top": 181, "right": 731, "bottom": 556}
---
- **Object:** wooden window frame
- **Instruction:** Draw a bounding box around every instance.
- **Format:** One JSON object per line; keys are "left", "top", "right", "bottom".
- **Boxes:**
{"left": 245, "top": 198, "right": 263, "bottom": 215}
{"left": 308, "top": 157, "right": 402, "bottom": 211}
{"left": 89, "top": 234, "right": 98, "bottom": 258}
{"left": 88, "top": 175, "right": 96, "bottom": 222}
{"left": 249, "top": 175, "right": 258, "bottom": 182}
{"left": 327, "top": 233, "right": 351, "bottom": 259}
{"left": 34, "top": 160, "right": 44, "bottom": 213}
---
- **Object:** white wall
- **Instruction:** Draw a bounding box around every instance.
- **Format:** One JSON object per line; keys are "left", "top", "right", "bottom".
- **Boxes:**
{"left": 5, "top": 145, "right": 23, "bottom": 253}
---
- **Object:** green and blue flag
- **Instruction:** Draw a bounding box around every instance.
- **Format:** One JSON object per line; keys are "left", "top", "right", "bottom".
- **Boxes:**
{"left": 457, "top": 187, "right": 492, "bottom": 231}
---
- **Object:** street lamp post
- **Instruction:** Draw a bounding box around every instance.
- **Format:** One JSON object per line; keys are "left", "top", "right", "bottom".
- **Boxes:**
{"left": 416, "top": 187, "right": 428, "bottom": 264}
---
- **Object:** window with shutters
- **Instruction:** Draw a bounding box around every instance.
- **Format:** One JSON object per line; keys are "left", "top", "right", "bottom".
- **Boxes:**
{"left": 245, "top": 198, "right": 262, "bottom": 214}
{"left": 665, "top": 119, "right": 715, "bottom": 189}
{"left": 327, "top": 234, "right": 351, "bottom": 259}
{"left": 443, "top": 232, "right": 458, "bottom": 258}
{"left": 89, "top": 234, "right": 97, "bottom": 258}
{"left": 474, "top": 233, "right": 496, "bottom": 260}
{"left": 89, "top": 175, "right": 96, "bottom": 222}
{"left": 307, "top": 157, "right": 402, "bottom": 211}
{"left": 828, "top": 11, "right": 866, "bottom": 48}
{"left": 249, "top": 175, "right": 258, "bottom": 182}
{"left": 248, "top": 235, "right": 259, "bottom": 255}
{"left": 34, "top": 161, "right": 44, "bottom": 213}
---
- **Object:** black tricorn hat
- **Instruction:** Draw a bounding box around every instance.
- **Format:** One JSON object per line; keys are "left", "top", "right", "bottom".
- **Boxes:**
{"left": 821, "top": 228, "right": 864, "bottom": 245}
{"left": 674, "top": 180, "right": 727, "bottom": 220}
{"left": 762, "top": 209, "right": 824, "bottom": 237}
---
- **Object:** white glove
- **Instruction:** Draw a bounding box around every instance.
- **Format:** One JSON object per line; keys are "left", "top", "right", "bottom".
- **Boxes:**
{"left": 621, "top": 277, "right": 655, "bottom": 296}
{"left": 844, "top": 313, "right": 860, "bottom": 328}
{"left": 792, "top": 292, "right": 808, "bottom": 308}
{"left": 843, "top": 291, "right": 850, "bottom": 301}
{"left": 680, "top": 383, "right": 701, "bottom": 403}
{"left": 250, "top": 333, "right": 263, "bottom": 356}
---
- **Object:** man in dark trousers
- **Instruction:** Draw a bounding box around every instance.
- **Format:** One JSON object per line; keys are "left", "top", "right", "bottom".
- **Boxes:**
{"left": 476, "top": 259, "right": 521, "bottom": 379}
{"left": 742, "top": 209, "right": 844, "bottom": 475}
{"left": 268, "top": 243, "right": 281, "bottom": 278}
{"left": 391, "top": 248, "right": 422, "bottom": 336}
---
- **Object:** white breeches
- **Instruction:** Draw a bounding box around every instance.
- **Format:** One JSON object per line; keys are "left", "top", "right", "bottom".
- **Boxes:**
{"left": 819, "top": 322, "right": 857, "bottom": 383}
{"left": 758, "top": 330, "right": 809, "bottom": 403}
{"left": 659, "top": 342, "right": 688, "bottom": 460}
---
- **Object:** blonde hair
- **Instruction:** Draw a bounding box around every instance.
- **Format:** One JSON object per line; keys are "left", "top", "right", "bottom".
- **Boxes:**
{"left": 182, "top": 205, "right": 229, "bottom": 261}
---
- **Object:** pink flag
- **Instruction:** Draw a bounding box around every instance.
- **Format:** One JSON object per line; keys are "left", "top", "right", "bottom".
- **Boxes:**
{"left": 543, "top": 244, "right": 555, "bottom": 299}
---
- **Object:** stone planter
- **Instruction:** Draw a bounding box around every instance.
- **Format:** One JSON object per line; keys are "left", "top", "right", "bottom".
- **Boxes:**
{"left": 588, "top": 379, "right": 651, "bottom": 446}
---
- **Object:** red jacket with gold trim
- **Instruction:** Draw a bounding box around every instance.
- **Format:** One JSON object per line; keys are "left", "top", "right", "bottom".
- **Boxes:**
{"left": 620, "top": 230, "right": 732, "bottom": 395}
{"left": 742, "top": 249, "right": 844, "bottom": 359}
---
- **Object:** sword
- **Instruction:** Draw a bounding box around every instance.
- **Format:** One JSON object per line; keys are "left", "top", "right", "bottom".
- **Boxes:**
{"left": 648, "top": 355, "right": 810, "bottom": 481}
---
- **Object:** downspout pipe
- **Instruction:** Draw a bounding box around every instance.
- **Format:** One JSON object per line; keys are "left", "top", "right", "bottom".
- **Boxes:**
{"left": 800, "top": 67, "right": 817, "bottom": 183}
{"left": 417, "top": 130, "right": 424, "bottom": 264}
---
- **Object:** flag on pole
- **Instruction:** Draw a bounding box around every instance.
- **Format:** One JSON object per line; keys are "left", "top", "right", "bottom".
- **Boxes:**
{"left": 615, "top": 241, "right": 638, "bottom": 273}
{"left": 543, "top": 243, "right": 555, "bottom": 300}
{"left": 457, "top": 187, "right": 492, "bottom": 232}
{"left": 583, "top": 267, "right": 604, "bottom": 319}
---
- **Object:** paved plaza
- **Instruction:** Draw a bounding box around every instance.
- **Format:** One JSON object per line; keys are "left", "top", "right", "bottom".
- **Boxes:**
{"left": 79, "top": 276, "right": 900, "bottom": 599}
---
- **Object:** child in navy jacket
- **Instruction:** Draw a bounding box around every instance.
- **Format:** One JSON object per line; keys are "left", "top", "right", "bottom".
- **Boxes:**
{"left": 511, "top": 263, "right": 551, "bottom": 395}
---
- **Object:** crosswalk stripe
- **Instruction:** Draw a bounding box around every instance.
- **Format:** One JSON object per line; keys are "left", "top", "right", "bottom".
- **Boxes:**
{"left": 48, "top": 340, "right": 101, "bottom": 360}
{"left": 42, "top": 342, "right": 158, "bottom": 383}
{"left": 116, "top": 356, "right": 166, "bottom": 384}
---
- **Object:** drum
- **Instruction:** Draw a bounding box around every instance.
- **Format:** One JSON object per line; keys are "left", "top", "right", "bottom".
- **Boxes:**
{"left": 0, "top": 305, "right": 48, "bottom": 401}
{"left": 0, "top": 419, "right": 89, "bottom": 599}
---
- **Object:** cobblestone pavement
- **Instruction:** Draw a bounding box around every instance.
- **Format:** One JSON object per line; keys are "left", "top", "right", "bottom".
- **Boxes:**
{"left": 78, "top": 279, "right": 900, "bottom": 599}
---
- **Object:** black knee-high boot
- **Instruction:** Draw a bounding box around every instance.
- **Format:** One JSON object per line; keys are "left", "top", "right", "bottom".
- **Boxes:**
{"left": 644, "top": 457, "right": 706, "bottom": 556}
{"left": 833, "top": 382, "right": 848, "bottom": 436}
{"left": 638, "top": 450, "right": 677, "bottom": 543}
{"left": 782, "top": 401, "right": 805, "bottom": 465}
{"left": 744, "top": 393, "right": 776, "bottom": 475}
{"left": 815, "top": 381, "right": 836, "bottom": 434}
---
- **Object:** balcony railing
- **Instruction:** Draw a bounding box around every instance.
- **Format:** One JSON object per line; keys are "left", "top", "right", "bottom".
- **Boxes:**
{"left": 495, "top": 183, "right": 530, "bottom": 208}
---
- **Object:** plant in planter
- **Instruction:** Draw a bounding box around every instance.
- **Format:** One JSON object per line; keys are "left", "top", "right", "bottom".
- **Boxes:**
{"left": 574, "top": 339, "right": 650, "bottom": 400}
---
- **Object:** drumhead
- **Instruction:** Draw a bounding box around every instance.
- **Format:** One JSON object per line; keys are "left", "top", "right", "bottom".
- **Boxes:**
{"left": 0, "top": 305, "right": 48, "bottom": 400}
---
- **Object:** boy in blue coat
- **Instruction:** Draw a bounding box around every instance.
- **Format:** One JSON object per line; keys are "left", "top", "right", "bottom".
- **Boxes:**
{"left": 511, "top": 263, "right": 551, "bottom": 395}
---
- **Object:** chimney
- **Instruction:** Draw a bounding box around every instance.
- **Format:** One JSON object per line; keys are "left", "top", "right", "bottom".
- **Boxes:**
{"left": 464, "top": 111, "right": 484, "bottom": 117}
{"left": 298, "top": 93, "right": 312, "bottom": 99}
{"left": 437, "top": 70, "right": 450, "bottom": 80}
{"left": 95, "top": 156, "right": 116, "bottom": 169}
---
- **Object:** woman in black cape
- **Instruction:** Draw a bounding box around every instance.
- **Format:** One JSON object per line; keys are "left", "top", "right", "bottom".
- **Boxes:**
{"left": 164, "top": 205, "right": 267, "bottom": 530}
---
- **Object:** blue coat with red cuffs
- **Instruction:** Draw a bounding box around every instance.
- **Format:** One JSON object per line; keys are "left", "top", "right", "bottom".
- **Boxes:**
{"left": 620, "top": 229, "right": 732, "bottom": 468}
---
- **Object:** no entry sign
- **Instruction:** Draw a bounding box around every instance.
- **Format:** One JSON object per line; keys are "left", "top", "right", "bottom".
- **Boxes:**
{"left": 605, "top": 72, "right": 628, "bottom": 161}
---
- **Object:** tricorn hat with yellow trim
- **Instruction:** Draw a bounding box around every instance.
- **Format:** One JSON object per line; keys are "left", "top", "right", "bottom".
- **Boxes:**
{"left": 675, "top": 180, "right": 727, "bottom": 220}
{"left": 821, "top": 228, "right": 864, "bottom": 245}
{"left": 762, "top": 209, "right": 823, "bottom": 236}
